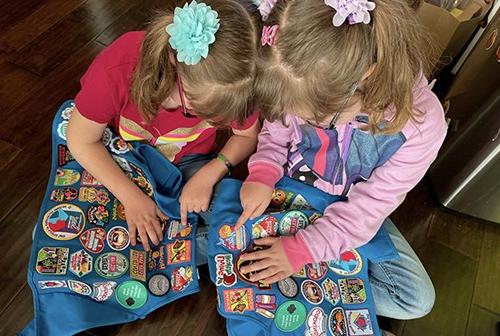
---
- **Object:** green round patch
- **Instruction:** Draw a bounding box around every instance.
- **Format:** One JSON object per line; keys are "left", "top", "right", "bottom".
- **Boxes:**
{"left": 115, "top": 281, "right": 148, "bottom": 309}
{"left": 274, "top": 300, "right": 307, "bottom": 332}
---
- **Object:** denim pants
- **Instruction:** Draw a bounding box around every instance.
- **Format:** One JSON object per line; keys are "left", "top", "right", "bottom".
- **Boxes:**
{"left": 178, "top": 154, "right": 435, "bottom": 321}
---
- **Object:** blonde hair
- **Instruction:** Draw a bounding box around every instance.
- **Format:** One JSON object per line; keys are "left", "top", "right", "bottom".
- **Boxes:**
{"left": 131, "top": 0, "right": 260, "bottom": 125}
{"left": 256, "top": 0, "right": 436, "bottom": 133}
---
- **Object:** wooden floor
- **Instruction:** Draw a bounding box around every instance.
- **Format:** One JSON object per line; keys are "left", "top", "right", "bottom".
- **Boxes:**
{"left": 0, "top": 1, "right": 499, "bottom": 335}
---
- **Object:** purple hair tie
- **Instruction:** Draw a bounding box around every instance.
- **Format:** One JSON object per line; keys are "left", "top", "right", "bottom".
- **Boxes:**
{"left": 325, "top": 0, "right": 376, "bottom": 27}
{"left": 259, "top": 0, "right": 278, "bottom": 20}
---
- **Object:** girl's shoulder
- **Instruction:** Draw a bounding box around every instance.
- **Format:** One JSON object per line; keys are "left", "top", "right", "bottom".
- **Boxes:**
{"left": 92, "top": 31, "right": 146, "bottom": 73}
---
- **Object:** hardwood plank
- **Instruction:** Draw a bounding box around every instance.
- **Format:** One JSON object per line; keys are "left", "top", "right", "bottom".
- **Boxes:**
{"left": 0, "top": 284, "right": 33, "bottom": 336}
{"left": 0, "top": 0, "right": 86, "bottom": 54}
{"left": 0, "top": 0, "right": 46, "bottom": 32}
{"left": 466, "top": 305, "right": 500, "bottom": 336}
{"left": 402, "top": 241, "right": 477, "bottom": 336}
{"left": 0, "top": 140, "right": 21, "bottom": 171}
{"left": 473, "top": 223, "right": 500, "bottom": 313}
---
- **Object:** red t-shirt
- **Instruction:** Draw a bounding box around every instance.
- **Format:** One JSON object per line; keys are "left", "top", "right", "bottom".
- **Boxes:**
{"left": 75, "top": 31, "right": 258, "bottom": 163}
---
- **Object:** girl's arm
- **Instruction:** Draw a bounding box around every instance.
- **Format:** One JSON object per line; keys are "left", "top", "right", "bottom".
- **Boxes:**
{"left": 67, "top": 109, "right": 165, "bottom": 251}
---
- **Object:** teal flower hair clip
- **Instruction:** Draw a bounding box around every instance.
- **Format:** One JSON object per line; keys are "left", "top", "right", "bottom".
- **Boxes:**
{"left": 166, "top": 0, "right": 220, "bottom": 65}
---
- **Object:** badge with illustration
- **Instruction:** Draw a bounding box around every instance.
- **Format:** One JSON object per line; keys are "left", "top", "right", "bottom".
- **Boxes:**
{"left": 95, "top": 252, "right": 129, "bottom": 279}
{"left": 306, "top": 261, "right": 328, "bottom": 281}
{"left": 251, "top": 215, "right": 278, "bottom": 239}
{"left": 42, "top": 204, "right": 85, "bottom": 240}
{"left": 346, "top": 309, "right": 374, "bottom": 336}
{"left": 235, "top": 245, "right": 271, "bottom": 290}
{"left": 171, "top": 266, "right": 194, "bottom": 292}
{"left": 36, "top": 247, "right": 69, "bottom": 275}
{"left": 38, "top": 280, "right": 67, "bottom": 289}
{"left": 214, "top": 254, "right": 237, "bottom": 287}
{"left": 328, "top": 249, "right": 362, "bottom": 276}
{"left": 112, "top": 199, "right": 126, "bottom": 221}
{"left": 278, "top": 210, "right": 309, "bottom": 235}
{"left": 54, "top": 169, "right": 80, "bottom": 186}
{"left": 92, "top": 281, "right": 116, "bottom": 302}
{"left": 274, "top": 300, "right": 307, "bottom": 332}
{"left": 222, "top": 288, "right": 255, "bottom": 314}
{"left": 255, "top": 294, "right": 276, "bottom": 311}
{"left": 167, "top": 240, "right": 192, "bottom": 265}
{"left": 147, "top": 246, "right": 166, "bottom": 271}
{"left": 57, "top": 144, "right": 74, "bottom": 166}
{"left": 329, "top": 307, "right": 348, "bottom": 336}
{"left": 80, "top": 227, "right": 106, "bottom": 254}
{"left": 339, "top": 278, "right": 366, "bottom": 304}
{"left": 81, "top": 170, "right": 103, "bottom": 187}
{"left": 257, "top": 308, "right": 275, "bottom": 319}
{"left": 87, "top": 205, "right": 109, "bottom": 227}
{"left": 322, "top": 278, "right": 340, "bottom": 305}
{"left": 289, "top": 194, "right": 312, "bottom": 210}
{"left": 107, "top": 226, "right": 130, "bottom": 251}
{"left": 269, "top": 189, "right": 295, "bottom": 210}
{"left": 57, "top": 120, "right": 68, "bottom": 141}
{"left": 305, "top": 307, "right": 327, "bottom": 336}
{"left": 278, "top": 277, "right": 298, "bottom": 298}
{"left": 167, "top": 220, "right": 192, "bottom": 239}
{"left": 147, "top": 274, "right": 170, "bottom": 296}
{"left": 69, "top": 249, "right": 93, "bottom": 277}
{"left": 50, "top": 187, "right": 78, "bottom": 202}
{"left": 131, "top": 175, "right": 154, "bottom": 197}
{"left": 301, "top": 279, "right": 324, "bottom": 305}
{"left": 309, "top": 213, "right": 322, "bottom": 224}
{"left": 78, "top": 187, "right": 110, "bottom": 206}
{"left": 68, "top": 280, "right": 92, "bottom": 296}
{"left": 60, "top": 103, "right": 74, "bottom": 120}
{"left": 112, "top": 155, "right": 133, "bottom": 173}
{"left": 293, "top": 267, "right": 307, "bottom": 278}
{"left": 130, "top": 250, "right": 147, "bottom": 282}
{"left": 115, "top": 281, "right": 148, "bottom": 309}
{"left": 110, "top": 137, "right": 130, "bottom": 155}
{"left": 102, "top": 128, "right": 113, "bottom": 147}
{"left": 218, "top": 224, "right": 248, "bottom": 251}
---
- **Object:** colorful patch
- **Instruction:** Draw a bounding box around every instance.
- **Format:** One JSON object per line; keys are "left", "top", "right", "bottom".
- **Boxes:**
{"left": 346, "top": 309, "right": 374, "bottom": 336}
{"left": 78, "top": 187, "right": 110, "bottom": 206}
{"left": 329, "top": 307, "right": 348, "bottom": 336}
{"left": 60, "top": 103, "right": 74, "bottom": 120}
{"left": 87, "top": 205, "right": 110, "bottom": 227}
{"left": 274, "top": 300, "right": 307, "bottom": 332}
{"left": 115, "top": 281, "right": 148, "bottom": 309}
{"left": 309, "top": 213, "right": 322, "bottom": 224}
{"left": 251, "top": 216, "right": 278, "bottom": 239}
{"left": 57, "top": 120, "right": 68, "bottom": 140}
{"left": 278, "top": 210, "right": 309, "bottom": 236}
{"left": 110, "top": 137, "right": 130, "bottom": 154}
{"left": 301, "top": 280, "right": 324, "bottom": 305}
{"left": 322, "top": 278, "right": 340, "bottom": 305}
{"left": 293, "top": 267, "right": 307, "bottom": 278}
{"left": 94, "top": 252, "right": 129, "bottom": 279}
{"left": 147, "top": 274, "right": 170, "bottom": 296}
{"left": 171, "top": 266, "right": 194, "bottom": 292}
{"left": 132, "top": 175, "right": 154, "bottom": 197}
{"left": 112, "top": 199, "right": 126, "bottom": 221}
{"left": 137, "top": 218, "right": 166, "bottom": 244}
{"left": 222, "top": 288, "right": 255, "bottom": 314}
{"left": 102, "top": 128, "right": 113, "bottom": 146}
{"left": 54, "top": 169, "right": 80, "bottom": 186}
{"left": 270, "top": 189, "right": 296, "bottom": 210}
{"left": 130, "top": 250, "right": 147, "bottom": 282}
{"left": 328, "top": 249, "right": 362, "bottom": 276}
{"left": 42, "top": 204, "right": 85, "bottom": 240}
{"left": 256, "top": 308, "right": 275, "bottom": 319}
{"left": 305, "top": 307, "right": 327, "bottom": 336}
{"left": 81, "top": 170, "right": 102, "bottom": 187}
{"left": 57, "top": 144, "right": 74, "bottom": 166}
{"left": 307, "top": 262, "right": 328, "bottom": 281}
{"left": 167, "top": 220, "right": 192, "bottom": 239}
{"left": 147, "top": 246, "right": 166, "bottom": 271}
{"left": 68, "top": 280, "right": 92, "bottom": 296}
{"left": 289, "top": 194, "right": 312, "bottom": 210}
{"left": 218, "top": 224, "right": 248, "bottom": 251}
{"left": 167, "top": 240, "right": 192, "bottom": 265}
{"left": 49, "top": 187, "right": 78, "bottom": 202}
{"left": 214, "top": 254, "right": 237, "bottom": 287}
{"left": 112, "top": 155, "right": 133, "bottom": 172}
{"left": 92, "top": 281, "right": 116, "bottom": 302}
{"left": 339, "top": 278, "right": 366, "bottom": 304}
{"left": 278, "top": 277, "right": 298, "bottom": 298}
{"left": 80, "top": 227, "right": 106, "bottom": 253}
{"left": 107, "top": 226, "right": 130, "bottom": 251}
{"left": 256, "top": 294, "right": 276, "bottom": 311}
{"left": 69, "top": 249, "right": 93, "bottom": 277}
{"left": 38, "top": 280, "right": 67, "bottom": 289}
{"left": 36, "top": 247, "right": 69, "bottom": 275}
{"left": 235, "top": 245, "right": 271, "bottom": 290}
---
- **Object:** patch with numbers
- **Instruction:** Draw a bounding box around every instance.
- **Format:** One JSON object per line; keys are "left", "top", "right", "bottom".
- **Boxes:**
{"left": 328, "top": 249, "right": 362, "bottom": 276}
{"left": 50, "top": 187, "right": 78, "bottom": 202}
{"left": 57, "top": 120, "right": 68, "bottom": 140}
{"left": 57, "top": 144, "right": 74, "bottom": 166}
{"left": 68, "top": 280, "right": 92, "bottom": 296}
{"left": 274, "top": 300, "right": 307, "bottom": 332}
{"left": 54, "top": 169, "right": 80, "bottom": 186}
{"left": 95, "top": 252, "right": 129, "bottom": 279}
{"left": 81, "top": 170, "right": 103, "bottom": 187}
{"left": 78, "top": 187, "right": 110, "bottom": 206}
{"left": 87, "top": 205, "right": 109, "bottom": 227}
{"left": 346, "top": 309, "right": 374, "bottom": 336}
{"left": 102, "top": 128, "right": 113, "bottom": 146}
{"left": 147, "top": 246, "right": 166, "bottom": 271}
{"left": 222, "top": 288, "right": 255, "bottom": 314}
{"left": 214, "top": 254, "right": 237, "bottom": 287}
{"left": 110, "top": 137, "right": 130, "bottom": 154}
{"left": 167, "top": 240, "right": 192, "bottom": 265}
{"left": 167, "top": 220, "right": 192, "bottom": 239}
{"left": 112, "top": 199, "right": 126, "bottom": 221}
{"left": 42, "top": 204, "right": 85, "bottom": 240}
{"left": 278, "top": 277, "right": 298, "bottom": 298}
{"left": 107, "top": 226, "right": 130, "bottom": 251}
{"left": 80, "top": 227, "right": 106, "bottom": 254}
{"left": 69, "top": 249, "right": 93, "bottom": 277}
{"left": 115, "top": 281, "right": 148, "bottom": 309}
{"left": 130, "top": 250, "right": 147, "bottom": 282}
{"left": 36, "top": 247, "right": 69, "bottom": 275}
{"left": 171, "top": 266, "right": 194, "bottom": 292}
{"left": 92, "top": 281, "right": 116, "bottom": 302}
{"left": 329, "top": 307, "right": 348, "bottom": 336}
{"left": 147, "top": 274, "right": 170, "bottom": 296}
{"left": 305, "top": 307, "right": 327, "bottom": 336}
{"left": 307, "top": 262, "right": 328, "bottom": 281}
{"left": 255, "top": 294, "right": 276, "bottom": 310}
{"left": 218, "top": 224, "right": 248, "bottom": 251}
{"left": 322, "top": 278, "right": 340, "bottom": 305}
{"left": 251, "top": 216, "right": 278, "bottom": 239}
{"left": 339, "top": 278, "right": 366, "bottom": 304}
{"left": 278, "top": 210, "right": 309, "bottom": 236}
{"left": 235, "top": 245, "right": 271, "bottom": 290}
{"left": 38, "top": 280, "right": 67, "bottom": 289}
{"left": 60, "top": 103, "right": 74, "bottom": 120}
{"left": 301, "top": 280, "right": 324, "bottom": 305}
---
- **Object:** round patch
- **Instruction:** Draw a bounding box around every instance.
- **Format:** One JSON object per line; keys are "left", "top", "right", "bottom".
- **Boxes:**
{"left": 115, "top": 281, "right": 148, "bottom": 309}
{"left": 171, "top": 266, "right": 194, "bottom": 292}
{"left": 107, "top": 226, "right": 130, "bottom": 251}
{"left": 148, "top": 274, "right": 170, "bottom": 296}
{"left": 54, "top": 169, "right": 80, "bottom": 186}
{"left": 60, "top": 104, "right": 74, "bottom": 120}
{"left": 278, "top": 210, "right": 309, "bottom": 236}
{"left": 95, "top": 252, "right": 129, "bottom": 279}
{"left": 68, "top": 280, "right": 92, "bottom": 296}
{"left": 322, "top": 278, "right": 340, "bottom": 305}
{"left": 57, "top": 120, "right": 68, "bottom": 140}
{"left": 102, "top": 128, "right": 113, "bottom": 146}
{"left": 306, "top": 262, "right": 328, "bottom": 281}
{"left": 92, "top": 281, "right": 116, "bottom": 302}
{"left": 278, "top": 277, "right": 298, "bottom": 298}
{"left": 301, "top": 279, "right": 324, "bottom": 305}
{"left": 87, "top": 205, "right": 110, "bottom": 227}
{"left": 327, "top": 249, "right": 362, "bottom": 276}
{"left": 274, "top": 300, "right": 307, "bottom": 332}
{"left": 80, "top": 227, "right": 106, "bottom": 254}
{"left": 110, "top": 137, "right": 129, "bottom": 154}
{"left": 50, "top": 187, "right": 78, "bottom": 202}
{"left": 251, "top": 216, "right": 278, "bottom": 239}
{"left": 42, "top": 204, "right": 85, "bottom": 240}
{"left": 218, "top": 224, "right": 248, "bottom": 251}
{"left": 270, "top": 189, "right": 287, "bottom": 208}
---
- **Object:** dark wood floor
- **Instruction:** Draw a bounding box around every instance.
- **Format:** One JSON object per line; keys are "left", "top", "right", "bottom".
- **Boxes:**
{"left": 1, "top": 1, "right": 499, "bottom": 335}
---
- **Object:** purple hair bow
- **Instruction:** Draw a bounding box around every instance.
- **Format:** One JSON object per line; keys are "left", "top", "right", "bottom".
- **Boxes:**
{"left": 325, "top": 0, "right": 376, "bottom": 27}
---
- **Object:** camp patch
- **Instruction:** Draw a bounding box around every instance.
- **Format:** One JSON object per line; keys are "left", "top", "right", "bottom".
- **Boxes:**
{"left": 95, "top": 252, "right": 129, "bottom": 279}
{"left": 42, "top": 204, "right": 85, "bottom": 240}
{"left": 222, "top": 288, "right": 255, "bottom": 314}
{"left": 167, "top": 240, "right": 192, "bottom": 265}
{"left": 130, "top": 250, "right": 147, "bottom": 282}
{"left": 36, "top": 247, "right": 69, "bottom": 275}
{"left": 69, "top": 250, "right": 93, "bottom": 277}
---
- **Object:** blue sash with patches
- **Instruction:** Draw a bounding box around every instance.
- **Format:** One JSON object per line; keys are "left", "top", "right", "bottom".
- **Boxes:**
{"left": 20, "top": 101, "right": 200, "bottom": 336}
{"left": 207, "top": 178, "right": 399, "bottom": 336}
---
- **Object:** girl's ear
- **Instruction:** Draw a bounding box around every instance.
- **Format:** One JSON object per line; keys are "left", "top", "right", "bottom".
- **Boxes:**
{"left": 362, "top": 63, "right": 377, "bottom": 81}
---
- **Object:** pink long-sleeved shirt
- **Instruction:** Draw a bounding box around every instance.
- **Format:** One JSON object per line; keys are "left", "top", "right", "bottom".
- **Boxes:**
{"left": 245, "top": 76, "right": 447, "bottom": 271}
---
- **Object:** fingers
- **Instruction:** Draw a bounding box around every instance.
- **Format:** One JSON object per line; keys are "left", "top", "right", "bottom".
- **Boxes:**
{"left": 180, "top": 201, "right": 188, "bottom": 225}
{"left": 234, "top": 207, "right": 254, "bottom": 230}
{"left": 261, "top": 271, "right": 287, "bottom": 284}
{"left": 137, "top": 226, "right": 150, "bottom": 252}
{"left": 240, "top": 259, "right": 273, "bottom": 274}
{"left": 146, "top": 218, "right": 161, "bottom": 245}
{"left": 254, "top": 237, "right": 279, "bottom": 246}
{"left": 151, "top": 212, "right": 164, "bottom": 240}
{"left": 240, "top": 249, "right": 270, "bottom": 262}
{"left": 249, "top": 267, "right": 279, "bottom": 282}
{"left": 128, "top": 222, "right": 137, "bottom": 246}
{"left": 156, "top": 207, "right": 168, "bottom": 221}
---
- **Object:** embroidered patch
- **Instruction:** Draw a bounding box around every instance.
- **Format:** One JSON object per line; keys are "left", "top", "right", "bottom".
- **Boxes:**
{"left": 112, "top": 155, "right": 133, "bottom": 172}
{"left": 274, "top": 300, "right": 307, "bottom": 332}
{"left": 301, "top": 279, "right": 324, "bottom": 305}
{"left": 222, "top": 288, "right": 255, "bottom": 314}
{"left": 57, "top": 120, "right": 68, "bottom": 140}
{"left": 69, "top": 249, "right": 93, "bottom": 277}
{"left": 256, "top": 308, "right": 275, "bottom": 319}
{"left": 305, "top": 307, "right": 327, "bottom": 336}
{"left": 42, "top": 204, "right": 85, "bottom": 240}
{"left": 278, "top": 210, "right": 309, "bottom": 236}
{"left": 307, "top": 262, "right": 328, "bottom": 281}
{"left": 214, "top": 254, "right": 237, "bottom": 287}
{"left": 309, "top": 213, "right": 322, "bottom": 224}
{"left": 329, "top": 307, "right": 348, "bottom": 336}
{"left": 94, "top": 252, "right": 129, "bottom": 279}
{"left": 57, "top": 144, "right": 74, "bottom": 166}
{"left": 136, "top": 218, "right": 166, "bottom": 244}
{"left": 167, "top": 220, "right": 192, "bottom": 239}
{"left": 130, "top": 250, "right": 147, "bottom": 282}
{"left": 171, "top": 266, "right": 194, "bottom": 292}
{"left": 36, "top": 247, "right": 69, "bottom": 275}
{"left": 328, "top": 249, "right": 362, "bottom": 276}
{"left": 339, "top": 278, "right": 366, "bottom": 304}
{"left": 80, "top": 228, "right": 106, "bottom": 254}
{"left": 322, "top": 278, "right": 340, "bottom": 305}
{"left": 167, "top": 240, "right": 192, "bottom": 265}
{"left": 60, "top": 103, "right": 74, "bottom": 120}
{"left": 49, "top": 187, "right": 78, "bottom": 202}
{"left": 148, "top": 274, "right": 170, "bottom": 296}
{"left": 92, "top": 281, "right": 116, "bottom": 302}
{"left": 38, "top": 280, "right": 67, "bottom": 289}
{"left": 147, "top": 246, "right": 166, "bottom": 271}
{"left": 132, "top": 175, "right": 154, "bottom": 197}
{"left": 346, "top": 309, "right": 374, "bottom": 336}
{"left": 110, "top": 137, "right": 130, "bottom": 154}
{"left": 87, "top": 205, "right": 109, "bottom": 227}
{"left": 255, "top": 294, "right": 276, "bottom": 311}
{"left": 54, "top": 169, "right": 80, "bottom": 186}
{"left": 293, "top": 267, "right": 307, "bottom": 278}
{"left": 251, "top": 216, "right": 278, "bottom": 239}
{"left": 68, "top": 280, "right": 92, "bottom": 296}
{"left": 81, "top": 170, "right": 103, "bottom": 187}
{"left": 107, "top": 226, "right": 130, "bottom": 251}
{"left": 102, "top": 128, "right": 113, "bottom": 147}
{"left": 78, "top": 187, "right": 110, "bottom": 206}
{"left": 278, "top": 277, "right": 298, "bottom": 298}
{"left": 112, "top": 199, "right": 126, "bottom": 221}
{"left": 289, "top": 194, "right": 312, "bottom": 210}
{"left": 115, "top": 281, "right": 148, "bottom": 309}
{"left": 270, "top": 189, "right": 296, "bottom": 210}
{"left": 235, "top": 245, "right": 271, "bottom": 290}
{"left": 218, "top": 224, "right": 248, "bottom": 251}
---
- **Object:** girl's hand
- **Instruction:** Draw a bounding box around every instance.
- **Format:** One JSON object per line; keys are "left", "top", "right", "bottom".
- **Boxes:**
{"left": 123, "top": 193, "right": 166, "bottom": 251}
{"left": 239, "top": 237, "right": 294, "bottom": 284}
{"left": 234, "top": 182, "right": 273, "bottom": 230}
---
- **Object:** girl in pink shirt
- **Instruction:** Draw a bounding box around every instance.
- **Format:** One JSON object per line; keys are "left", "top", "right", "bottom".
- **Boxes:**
{"left": 236, "top": 0, "right": 447, "bottom": 321}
